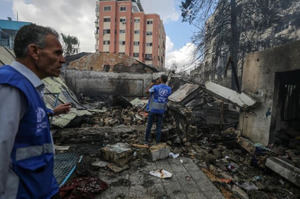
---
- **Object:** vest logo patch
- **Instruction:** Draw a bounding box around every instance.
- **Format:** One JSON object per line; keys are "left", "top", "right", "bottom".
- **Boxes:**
{"left": 36, "top": 107, "right": 46, "bottom": 123}
{"left": 159, "top": 88, "right": 169, "bottom": 96}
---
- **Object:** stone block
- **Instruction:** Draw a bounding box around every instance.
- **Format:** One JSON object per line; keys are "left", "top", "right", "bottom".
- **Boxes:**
{"left": 265, "top": 157, "right": 300, "bottom": 187}
{"left": 150, "top": 143, "right": 170, "bottom": 161}
{"left": 101, "top": 143, "right": 132, "bottom": 166}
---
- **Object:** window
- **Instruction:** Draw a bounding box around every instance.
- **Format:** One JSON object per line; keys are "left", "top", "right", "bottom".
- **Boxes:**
{"left": 133, "top": 53, "right": 139, "bottom": 57}
{"left": 103, "top": 40, "right": 110, "bottom": 45}
{"left": 120, "top": 6, "right": 126, "bottom": 11}
{"left": 104, "top": 6, "right": 111, "bottom": 11}
{"left": 119, "top": 41, "right": 126, "bottom": 45}
{"left": 120, "top": 29, "right": 126, "bottom": 34}
{"left": 120, "top": 18, "right": 126, "bottom": 23}
{"left": 146, "top": 20, "right": 153, "bottom": 25}
{"left": 146, "top": 31, "right": 152, "bottom": 36}
{"left": 134, "top": 30, "right": 140, "bottom": 34}
{"left": 103, "top": 29, "right": 110, "bottom": 34}
{"left": 104, "top": 17, "right": 111, "bottom": 22}
{"left": 145, "top": 54, "right": 152, "bottom": 60}
{"left": 134, "top": 18, "right": 140, "bottom": 23}
{"left": 133, "top": 41, "right": 139, "bottom": 46}
{"left": 146, "top": 43, "right": 152, "bottom": 47}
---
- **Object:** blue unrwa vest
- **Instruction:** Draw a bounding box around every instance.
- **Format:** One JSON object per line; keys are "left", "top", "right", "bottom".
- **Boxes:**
{"left": 148, "top": 84, "right": 172, "bottom": 114}
{"left": 0, "top": 65, "right": 58, "bottom": 199}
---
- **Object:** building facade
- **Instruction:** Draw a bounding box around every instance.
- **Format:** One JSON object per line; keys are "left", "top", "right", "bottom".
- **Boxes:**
{"left": 0, "top": 19, "right": 31, "bottom": 49}
{"left": 95, "top": 0, "right": 166, "bottom": 69}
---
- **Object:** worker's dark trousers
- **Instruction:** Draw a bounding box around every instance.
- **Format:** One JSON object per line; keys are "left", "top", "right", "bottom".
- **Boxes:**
{"left": 145, "top": 112, "right": 163, "bottom": 143}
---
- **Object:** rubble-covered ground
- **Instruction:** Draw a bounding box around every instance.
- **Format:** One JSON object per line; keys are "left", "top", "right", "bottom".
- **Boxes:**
{"left": 53, "top": 99, "right": 300, "bottom": 199}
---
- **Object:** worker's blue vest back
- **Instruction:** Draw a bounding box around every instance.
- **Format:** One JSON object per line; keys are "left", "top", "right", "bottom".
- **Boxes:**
{"left": 0, "top": 65, "right": 58, "bottom": 199}
{"left": 148, "top": 84, "right": 172, "bottom": 114}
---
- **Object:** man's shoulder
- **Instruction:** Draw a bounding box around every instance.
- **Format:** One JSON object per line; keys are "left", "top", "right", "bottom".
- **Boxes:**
{"left": 0, "top": 65, "right": 21, "bottom": 76}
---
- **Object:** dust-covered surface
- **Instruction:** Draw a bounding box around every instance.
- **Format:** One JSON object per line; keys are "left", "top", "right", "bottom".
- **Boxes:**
{"left": 53, "top": 97, "right": 300, "bottom": 199}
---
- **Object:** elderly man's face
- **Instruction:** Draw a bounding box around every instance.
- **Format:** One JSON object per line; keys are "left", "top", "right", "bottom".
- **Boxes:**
{"left": 36, "top": 34, "right": 65, "bottom": 78}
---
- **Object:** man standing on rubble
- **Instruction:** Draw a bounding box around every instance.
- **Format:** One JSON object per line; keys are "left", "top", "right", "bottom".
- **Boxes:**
{"left": 145, "top": 74, "right": 172, "bottom": 144}
{"left": 0, "top": 24, "right": 71, "bottom": 199}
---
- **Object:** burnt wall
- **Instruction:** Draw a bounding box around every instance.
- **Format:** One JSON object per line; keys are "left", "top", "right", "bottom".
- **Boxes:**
{"left": 62, "top": 69, "right": 164, "bottom": 98}
{"left": 239, "top": 40, "right": 300, "bottom": 145}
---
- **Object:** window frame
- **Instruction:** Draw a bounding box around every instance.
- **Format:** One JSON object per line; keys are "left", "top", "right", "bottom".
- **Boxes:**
{"left": 103, "top": 17, "right": 111, "bottom": 22}
{"left": 119, "top": 41, "right": 126, "bottom": 45}
{"left": 103, "top": 29, "right": 111, "bottom": 34}
{"left": 103, "top": 40, "right": 110, "bottom": 45}
{"left": 120, "top": 6, "right": 127, "bottom": 12}
{"left": 103, "top": 6, "right": 111, "bottom": 11}
{"left": 146, "top": 20, "right": 153, "bottom": 25}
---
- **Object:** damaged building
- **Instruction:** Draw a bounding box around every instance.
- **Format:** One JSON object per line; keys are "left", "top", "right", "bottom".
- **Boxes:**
{"left": 1, "top": 22, "right": 300, "bottom": 199}
{"left": 63, "top": 52, "right": 163, "bottom": 98}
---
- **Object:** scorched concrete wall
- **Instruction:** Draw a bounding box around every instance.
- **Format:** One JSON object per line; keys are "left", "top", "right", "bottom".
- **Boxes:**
{"left": 239, "top": 40, "right": 300, "bottom": 145}
{"left": 63, "top": 69, "right": 164, "bottom": 97}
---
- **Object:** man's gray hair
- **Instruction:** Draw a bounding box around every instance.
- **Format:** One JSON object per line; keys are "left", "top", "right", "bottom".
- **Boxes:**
{"left": 14, "top": 24, "right": 59, "bottom": 58}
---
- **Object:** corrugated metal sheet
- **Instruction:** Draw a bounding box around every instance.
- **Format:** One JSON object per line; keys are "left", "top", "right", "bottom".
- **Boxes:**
{"left": 0, "top": 46, "right": 15, "bottom": 66}
{"left": 0, "top": 47, "right": 91, "bottom": 128}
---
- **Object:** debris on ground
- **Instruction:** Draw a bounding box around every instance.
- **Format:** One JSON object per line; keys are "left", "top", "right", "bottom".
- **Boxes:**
{"left": 150, "top": 143, "right": 171, "bottom": 161}
{"left": 51, "top": 79, "right": 300, "bottom": 199}
{"left": 149, "top": 169, "right": 173, "bottom": 179}
{"left": 59, "top": 177, "right": 108, "bottom": 199}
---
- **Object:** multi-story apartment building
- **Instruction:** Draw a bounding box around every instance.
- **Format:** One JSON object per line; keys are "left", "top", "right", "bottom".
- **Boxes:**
{"left": 95, "top": 0, "right": 166, "bottom": 68}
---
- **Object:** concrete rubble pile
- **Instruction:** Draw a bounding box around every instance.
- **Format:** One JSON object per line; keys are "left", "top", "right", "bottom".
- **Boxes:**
{"left": 167, "top": 82, "right": 242, "bottom": 141}
{"left": 51, "top": 82, "right": 299, "bottom": 199}
{"left": 32, "top": 51, "right": 298, "bottom": 198}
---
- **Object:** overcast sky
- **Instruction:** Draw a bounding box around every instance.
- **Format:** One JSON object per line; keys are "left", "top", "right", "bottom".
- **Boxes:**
{"left": 0, "top": 0, "right": 198, "bottom": 72}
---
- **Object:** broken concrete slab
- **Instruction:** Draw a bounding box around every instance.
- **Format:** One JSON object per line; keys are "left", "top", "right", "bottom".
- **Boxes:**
{"left": 169, "top": 83, "right": 199, "bottom": 103}
{"left": 92, "top": 160, "right": 109, "bottom": 168}
{"left": 112, "top": 125, "right": 134, "bottom": 134}
{"left": 107, "top": 163, "right": 129, "bottom": 173}
{"left": 265, "top": 157, "right": 300, "bottom": 187}
{"left": 130, "top": 98, "right": 148, "bottom": 108}
{"left": 205, "top": 81, "right": 256, "bottom": 109}
{"left": 52, "top": 108, "right": 92, "bottom": 128}
{"left": 150, "top": 143, "right": 170, "bottom": 161}
{"left": 101, "top": 143, "right": 133, "bottom": 167}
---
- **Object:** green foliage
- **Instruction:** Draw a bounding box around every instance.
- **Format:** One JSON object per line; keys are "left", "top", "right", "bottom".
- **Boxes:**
{"left": 61, "top": 33, "right": 80, "bottom": 56}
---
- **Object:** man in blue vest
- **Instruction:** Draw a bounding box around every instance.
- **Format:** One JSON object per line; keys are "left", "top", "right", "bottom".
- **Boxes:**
{"left": 0, "top": 24, "right": 71, "bottom": 199}
{"left": 145, "top": 74, "right": 172, "bottom": 145}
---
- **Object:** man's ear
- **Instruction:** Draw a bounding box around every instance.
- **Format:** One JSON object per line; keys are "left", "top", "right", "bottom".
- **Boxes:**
{"left": 27, "top": 44, "right": 39, "bottom": 61}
